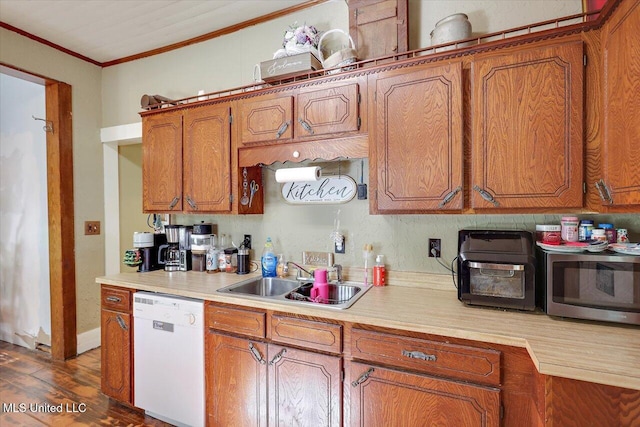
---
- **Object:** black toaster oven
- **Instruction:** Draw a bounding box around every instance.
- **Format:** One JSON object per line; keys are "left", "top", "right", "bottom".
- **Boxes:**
{"left": 457, "top": 229, "right": 539, "bottom": 310}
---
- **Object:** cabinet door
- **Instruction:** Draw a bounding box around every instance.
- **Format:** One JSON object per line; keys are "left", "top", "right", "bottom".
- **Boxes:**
{"left": 348, "top": 0, "right": 408, "bottom": 60}
{"left": 471, "top": 41, "right": 584, "bottom": 209}
{"left": 268, "top": 344, "right": 342, "bottom": 427}
{"left": 601, "top": 0, "right": 640, "bottom": 208}
{"left": 142, "top": 111, "right": 183, "bottom": 212}
{"left": 238, "top": 93, "right": 294, "bottom": 145}
{"left": 347, "top": 361, "right": 500, "bottom": 427}
{"left": 295, "top": 83, "right": 360, "bottom": 139}
{"left": 101, "top": 309, "right": 132, "bottom": 404}
{"left": 371, "top": 62, "right": 464, "bottom": 212}
{"left": 183, "top": 104, "right": 231, "bottom": 212}
{"left": 206, "top": 332, "right": 267, "bottom": 426}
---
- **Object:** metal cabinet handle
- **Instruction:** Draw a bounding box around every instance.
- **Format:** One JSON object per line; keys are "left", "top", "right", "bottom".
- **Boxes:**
{"left": 249, "top": 343, "right": 266, "bottom": 365}
{"left": 186, "top": 195, "right": 198, "bottom": 210}
{"left": 595, "top": 179, "right": 613, "bottom": 204}
{"left": 467, "top": 262, "right": 524, "bottom": 271}
{"left": 297, "top": 118, "right": 314, "bottom": 135}
{"left": 269, "top": 348, "right": 287, "bottom": 365}
{"left": 402, "top": 350, "right": 437, "bottom": 362}
{"left": 106, "top": 296, "right": 121, "bottom": 303}
{"left": 438, "top": 186, "right": 462, "bottom": 208}
{"left": 351, "top": 367, "right": 375, "bottom": 387}
{"left": 168, "top": 196, "right": 180, "bottom": 210}
{"left": 473, "top": 185, "right": 499, "bottom": 207}
{"left": 116, "top": 314, "right": 128, "bottom": 331}
{"left": 275, "top": 121, "right": 290, "bottom": 139}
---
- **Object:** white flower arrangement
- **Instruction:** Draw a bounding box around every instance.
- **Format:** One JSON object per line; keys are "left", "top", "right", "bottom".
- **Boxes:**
{"left": 273, "top": 23, "right": 321, "bottom": 59}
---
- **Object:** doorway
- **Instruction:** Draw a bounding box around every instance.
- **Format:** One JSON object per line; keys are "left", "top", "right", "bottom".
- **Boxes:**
{"left": 0, "top": 64, "right": 77, "bottom": 360}
{"left": 0, "top": 72, "right": 50, "bottom": 349}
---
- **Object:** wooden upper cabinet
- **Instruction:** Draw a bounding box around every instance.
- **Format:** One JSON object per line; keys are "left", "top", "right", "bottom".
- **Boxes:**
{"left": 142, "top": 111, "right": 183, "bottom": 212}
{"left": 238, "top": 81, "right": 363, "bottom": 147}
{"left": 295, "top": 83, "right": 360, "bottom": 139}
{"left": 238, "top": 92, "right": 294, "bottom": 145}
{"left": 348, "top": 0, "right": 408, "bottom": 60}
{"left": 471, "top": 41, "right": 584, "bottom": 210}
{"left": 183, "top": 104, "right": 231, "bottom": 212}
{"left": 600, "top": 0, "right": 640, "bottom": 208}
{"left": 370, "top": 61, "right": 464, "bottom": 213}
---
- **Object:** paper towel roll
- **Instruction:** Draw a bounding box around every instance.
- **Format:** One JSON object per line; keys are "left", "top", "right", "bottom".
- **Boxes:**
{"left": 275, "top": 167, "right": 321, "bottom": 183}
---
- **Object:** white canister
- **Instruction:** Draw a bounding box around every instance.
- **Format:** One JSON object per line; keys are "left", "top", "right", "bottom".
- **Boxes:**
{"left": 430, "top": 13, "right": 472, "bottom": 49}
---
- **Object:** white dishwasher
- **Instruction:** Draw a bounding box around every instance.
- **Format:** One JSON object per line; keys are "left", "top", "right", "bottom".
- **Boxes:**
{"left": 133, "top": 292, "right": 204, "bottom": 427}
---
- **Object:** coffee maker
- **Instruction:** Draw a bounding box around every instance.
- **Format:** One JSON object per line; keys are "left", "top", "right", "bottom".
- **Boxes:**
{"left": 132, "top": 231, "right": 166, "bottom": 272}
{"left": 159, "top": 225, "right": 182, "bottom": 271}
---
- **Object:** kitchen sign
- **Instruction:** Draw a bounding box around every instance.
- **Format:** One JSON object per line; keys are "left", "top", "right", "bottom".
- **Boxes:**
{"left": 281, "top": 175, "right": 357, "bottom": 204}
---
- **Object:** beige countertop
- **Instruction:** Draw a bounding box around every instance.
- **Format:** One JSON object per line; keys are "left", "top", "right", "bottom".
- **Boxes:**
{"left": 96, "top": 270, "right": 640, "bottom": 391}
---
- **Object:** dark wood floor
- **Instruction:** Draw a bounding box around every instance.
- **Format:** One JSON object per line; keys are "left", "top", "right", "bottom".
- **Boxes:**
{"left": 0, "top": 340, "right": 171, "bottom": 426}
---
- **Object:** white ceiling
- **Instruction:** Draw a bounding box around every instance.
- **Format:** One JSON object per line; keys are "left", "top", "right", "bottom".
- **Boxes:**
{"left": 0, "top": 0, "right": 314, "bottom": 64}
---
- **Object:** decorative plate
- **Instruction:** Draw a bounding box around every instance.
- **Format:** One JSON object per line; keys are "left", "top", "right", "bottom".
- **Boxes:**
{"left": 608, "top": 243, "right": 640, "bottom": 256}
{"left": 536, "top": 242, "right": 588, "bottom": 253}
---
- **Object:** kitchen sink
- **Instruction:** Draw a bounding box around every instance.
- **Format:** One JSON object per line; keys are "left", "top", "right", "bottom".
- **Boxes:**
{"left": 217, "top": 277, "right": 371, "bottom": 310}
{"left": 222, "top": 277, "right": 301, "bottom": 297}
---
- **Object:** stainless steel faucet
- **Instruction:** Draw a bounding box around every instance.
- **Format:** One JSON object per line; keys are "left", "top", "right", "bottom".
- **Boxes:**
{"left": 286, "top": 261, "right": 313, "bottom": 281}
{"left": 332, "top": 264, "right": 343, "bottom": 284}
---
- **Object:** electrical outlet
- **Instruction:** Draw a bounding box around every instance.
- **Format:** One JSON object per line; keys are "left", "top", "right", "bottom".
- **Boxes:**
{"left": 243, "top": 234, "right": 252, "bottom": 249}
{"left": 334, "top": 236, "right": 346, "bottom": 254}
{"left": 85, "top": 221, "right": 100, "bottom": 235}
{"left": 428, "top": 238, "right": 441, "bottom": 258}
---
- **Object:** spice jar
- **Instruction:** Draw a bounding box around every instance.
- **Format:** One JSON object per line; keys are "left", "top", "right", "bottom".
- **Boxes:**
{"left": 561, "top": 216, "right": 579, "bottom": 242}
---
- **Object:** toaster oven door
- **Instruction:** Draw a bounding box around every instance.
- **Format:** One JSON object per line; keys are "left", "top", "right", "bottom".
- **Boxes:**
{"left": 467, "top": 262, "right": 526, "bottom": 299}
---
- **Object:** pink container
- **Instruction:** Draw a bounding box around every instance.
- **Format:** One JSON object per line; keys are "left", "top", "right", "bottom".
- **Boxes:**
{"left": 311, "top": 269, "right": 329, "bottom": 303}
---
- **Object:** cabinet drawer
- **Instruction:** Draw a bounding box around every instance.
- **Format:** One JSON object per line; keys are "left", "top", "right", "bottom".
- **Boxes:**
{"left": 206, "top": 304, "right": 266, "bottom": 339}
{"left": 271, "top": 315, "right": 342, "bottom": 354}
{"left": 351, "top": 329, "right": 501, "bottom": 386}
{"left": 101, "top": 286, "right": 132, "bottom": 312}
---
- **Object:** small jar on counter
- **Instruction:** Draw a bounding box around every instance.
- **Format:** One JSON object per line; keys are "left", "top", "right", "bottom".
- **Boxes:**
{"left": 224, "top": 248, "right": 238, "bottom": 273}
{"left": 536, "top": 225, "right": 562, "bottom": 245}
{"left": 592, "top": 228, "right": 607, "bottom": 242}
{"left": 598, "top": 223, "right": 617, "bottom": 244}
{"left": 617, "top": 229, "right": 629, "bottom": 243}
{"left": 578, "top": 220, "right": 594, "bottom": 242}
{"left": 561, "top": 216, "right": 579, "bottom": 242}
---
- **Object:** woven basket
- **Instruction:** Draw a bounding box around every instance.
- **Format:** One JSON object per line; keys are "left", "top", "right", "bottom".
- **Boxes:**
{"left": 318, "top": 29, "right": 357, "bottom": 74}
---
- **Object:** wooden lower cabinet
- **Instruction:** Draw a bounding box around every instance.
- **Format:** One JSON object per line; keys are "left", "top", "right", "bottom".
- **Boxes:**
{"left": 205, "top": 332, "right": 342, "bottom": 426}
{"left": 206, "top": 332, "right": 267, "bottom": 426}
{"left": 100, "top": 286, "right": 134, "bottom": 405}
{"left": 347, "top": 361, "right": 500, "bottom": 426}
{"left": 268, "top": 344, "right": 342, "bottom": 426}
{"left": 100, "top": 309, "right": 132, "bottom": 403}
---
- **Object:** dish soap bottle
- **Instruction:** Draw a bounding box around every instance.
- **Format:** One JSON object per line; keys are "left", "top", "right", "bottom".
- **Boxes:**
{"left": 373, "top": 254, "right": 386, "bottom": 286}
{"left": 261, "top": 237, "right": 277, "bottom": 277}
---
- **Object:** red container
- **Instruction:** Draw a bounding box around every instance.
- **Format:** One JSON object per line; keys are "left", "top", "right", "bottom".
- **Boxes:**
{"left": 536, "top": 225, "right": 562, "bottom": 245}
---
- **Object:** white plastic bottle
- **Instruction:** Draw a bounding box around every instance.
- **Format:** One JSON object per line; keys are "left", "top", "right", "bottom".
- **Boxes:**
{"left": 261, "top": 237, "right": 277, "bottom": 277}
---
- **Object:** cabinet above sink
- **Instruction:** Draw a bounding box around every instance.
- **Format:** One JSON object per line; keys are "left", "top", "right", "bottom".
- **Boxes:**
{"left": 235, "top": 75, "right": 369, "bottom": 167}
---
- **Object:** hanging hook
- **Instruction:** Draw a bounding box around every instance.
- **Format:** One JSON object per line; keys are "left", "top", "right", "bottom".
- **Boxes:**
{"left": 32, "top": 116, "right": 53, "bottom": 133}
